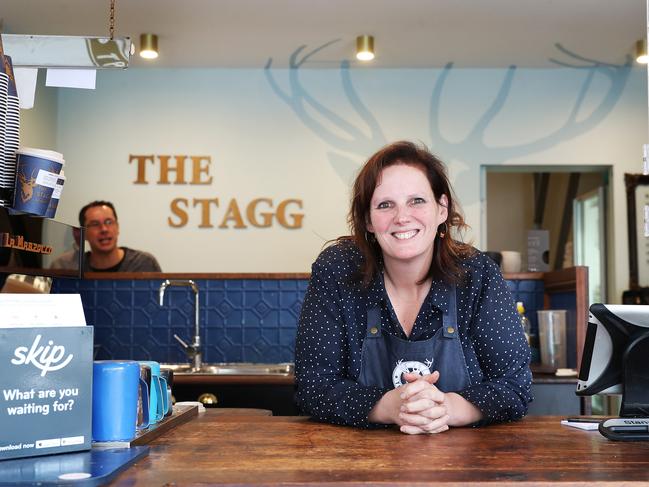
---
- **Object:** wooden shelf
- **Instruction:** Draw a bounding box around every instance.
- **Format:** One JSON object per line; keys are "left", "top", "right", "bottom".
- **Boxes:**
{"left": 82, "top": 272, "right": 311, "bottom": 280}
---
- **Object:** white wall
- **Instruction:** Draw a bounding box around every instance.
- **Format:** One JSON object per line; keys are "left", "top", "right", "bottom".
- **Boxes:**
{"left": 20, "top": 70, "right": 58, "bottom": 149}
{"left": 21, "top": 60, "right": 646, "bottom": 301}
{"left": 486, "top": 172, "right": 535, "bottom": 264}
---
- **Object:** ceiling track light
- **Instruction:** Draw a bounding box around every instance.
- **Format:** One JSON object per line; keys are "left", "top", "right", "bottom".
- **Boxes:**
{"left": 356, "top": 35, "right": 375, "bottom": 61}
{"left": 140, "top": 33, "right": 159, "bottom": 59}
{"left": 636, "top": 39, "right": 647, "bottom": 64}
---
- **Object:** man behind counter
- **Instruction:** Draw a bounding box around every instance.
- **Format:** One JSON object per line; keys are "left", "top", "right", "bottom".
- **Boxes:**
{"left": 80, "top": 200, "right": 161, "bottom": 272}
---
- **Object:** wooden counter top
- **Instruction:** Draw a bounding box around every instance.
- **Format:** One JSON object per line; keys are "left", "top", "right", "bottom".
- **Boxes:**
{"left": 111, "top": 412, "right": 649, "bottom": 485}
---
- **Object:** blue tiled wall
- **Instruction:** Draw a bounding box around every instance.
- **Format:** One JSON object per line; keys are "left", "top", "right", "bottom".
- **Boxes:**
{"left": 52, "top": 277, "right": 544, "bottom": 364}
{"left": 51, "top": 278, "right": 309, "bottom": 364}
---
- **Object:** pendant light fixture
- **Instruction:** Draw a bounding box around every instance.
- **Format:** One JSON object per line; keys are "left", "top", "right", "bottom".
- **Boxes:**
{"left": 140, "top": 33, "right": 159, "bottom": 59}
{"left": 636, "top": 39, "right": 647, "bottom": 64}
{"left": 356, "top": 35, "right": 375, "bottom": 61}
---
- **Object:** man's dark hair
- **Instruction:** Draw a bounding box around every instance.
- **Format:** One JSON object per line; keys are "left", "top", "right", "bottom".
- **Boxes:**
{"left": 79, "top": 201, "right": 118, "bottom": 227}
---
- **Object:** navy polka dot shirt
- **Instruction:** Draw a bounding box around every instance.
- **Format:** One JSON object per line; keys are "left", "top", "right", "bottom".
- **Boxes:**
{"left": 295, "top": 241, "right": 532, "bottom": 428}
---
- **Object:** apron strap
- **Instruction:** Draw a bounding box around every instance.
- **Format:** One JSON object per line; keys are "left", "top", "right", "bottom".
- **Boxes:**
{"left": 366, "top": 307, "right": 382, "bottom": 338}
{"left": 442, "top": 285, "right": 459, "bottom": 339}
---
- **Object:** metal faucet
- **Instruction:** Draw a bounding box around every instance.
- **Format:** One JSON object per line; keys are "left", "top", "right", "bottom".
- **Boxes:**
{"left": 159, "top": 279, "right": 202, "bottom": 371}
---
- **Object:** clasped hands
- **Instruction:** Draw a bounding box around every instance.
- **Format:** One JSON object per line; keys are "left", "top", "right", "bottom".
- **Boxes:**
{"left": 368, "top": 370, "right": 450, "bottom": 434}
{"left": 396, "top": 370, "right": 449, "bottom": 435}
{"left": 368, "top": 370, "right": 482, "bottom": 433}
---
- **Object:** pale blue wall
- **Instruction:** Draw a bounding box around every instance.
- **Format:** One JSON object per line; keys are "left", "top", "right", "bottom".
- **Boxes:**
{"left": 23, "top": 58, "right": 646, "bottom": 300}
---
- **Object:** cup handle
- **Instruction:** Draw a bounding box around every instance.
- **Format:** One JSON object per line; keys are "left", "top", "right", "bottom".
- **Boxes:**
{"left": 159, "top": 377, "right": 169, "bottom": 417}
{"left": 138, "top": 377, "right": 150, "bottom": 429}
{"left": 166, "top": 386, "right": 173, "bottom": 416}
{"left": 152, "top": 376, "right": 164, "bottom": 422}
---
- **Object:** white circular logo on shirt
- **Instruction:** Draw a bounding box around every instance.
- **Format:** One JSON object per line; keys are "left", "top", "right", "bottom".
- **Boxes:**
{"left": 391, "top": 359, "right": 432, "bottom": 388}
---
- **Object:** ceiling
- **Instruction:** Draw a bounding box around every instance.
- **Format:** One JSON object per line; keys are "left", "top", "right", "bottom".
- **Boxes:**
{"left": 1, "top": 0, "right": 646, "bottom": 69}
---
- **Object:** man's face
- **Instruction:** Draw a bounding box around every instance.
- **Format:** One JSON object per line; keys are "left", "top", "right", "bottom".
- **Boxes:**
{"left": 83, "top": 205, "right": 120, "bottom": 255}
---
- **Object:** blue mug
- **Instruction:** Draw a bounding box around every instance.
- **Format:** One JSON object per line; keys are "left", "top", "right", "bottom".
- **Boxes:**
{"left": 138, "top": 361, "right": 167, "bottom": 424}
{"left": 92, "top": 360, "right": 140, "bottom": 442}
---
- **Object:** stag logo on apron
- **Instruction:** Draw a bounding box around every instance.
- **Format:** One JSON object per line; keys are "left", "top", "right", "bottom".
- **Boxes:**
{"left": 391, "top": 358, "right": 433, "bottom": 387}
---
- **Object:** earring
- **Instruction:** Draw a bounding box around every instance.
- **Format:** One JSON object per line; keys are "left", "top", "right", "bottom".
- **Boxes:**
{"left": 365, "top": 231, "right": 375, "bottom": 243}
{"left": 438, "top": 222, "right": 448, "bottom": 239}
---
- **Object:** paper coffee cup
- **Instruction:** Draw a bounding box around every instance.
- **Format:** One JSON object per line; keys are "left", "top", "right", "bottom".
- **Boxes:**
{"left": 12, "top": 147, "right": 65, "bottom": 216}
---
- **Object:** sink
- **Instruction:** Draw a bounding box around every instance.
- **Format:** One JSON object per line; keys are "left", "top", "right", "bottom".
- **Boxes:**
{"left": 160, "top": 362, "right": 294, "bottom": 376}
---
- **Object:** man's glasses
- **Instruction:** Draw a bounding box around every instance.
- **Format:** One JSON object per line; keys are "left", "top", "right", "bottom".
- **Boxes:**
{"left": 86, "top": 218, "right": 117, "bottom": 229}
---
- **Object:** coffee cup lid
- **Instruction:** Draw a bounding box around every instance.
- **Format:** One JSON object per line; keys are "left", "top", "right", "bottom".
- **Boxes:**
{"left": 17, "top": 147, "right": 65, "bottom": 165}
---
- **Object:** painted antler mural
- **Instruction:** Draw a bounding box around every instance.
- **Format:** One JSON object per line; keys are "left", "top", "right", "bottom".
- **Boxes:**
{"left": 265, "top": 40, "right": 386, "bottom": 184}
{"left": 429, "top": 44, "right": 632, "bottom": 166}
{"left": 266, "top": 42, "right": 631, "bottom": 203}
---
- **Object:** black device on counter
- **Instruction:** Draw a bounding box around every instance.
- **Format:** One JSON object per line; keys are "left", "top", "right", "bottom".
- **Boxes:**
{"left": 598, "top": 418, "right": 649, "bottom": 441}
{"left": 576, "top": 303, "right": 649, "bottom": 441}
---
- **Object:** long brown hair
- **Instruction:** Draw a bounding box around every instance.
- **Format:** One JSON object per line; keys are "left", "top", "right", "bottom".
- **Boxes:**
{"left": 342, "top": 140, "right": 473, "bottom": 286}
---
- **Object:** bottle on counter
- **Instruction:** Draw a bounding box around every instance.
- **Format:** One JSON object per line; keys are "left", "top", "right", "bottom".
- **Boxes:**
{"left": 516, "top": 301, "right": 532, "bottom": 346}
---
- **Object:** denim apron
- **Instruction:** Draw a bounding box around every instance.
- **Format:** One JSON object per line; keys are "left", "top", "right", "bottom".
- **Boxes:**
{"left": 358, "top": 285, "right": 472, "bottom": 392}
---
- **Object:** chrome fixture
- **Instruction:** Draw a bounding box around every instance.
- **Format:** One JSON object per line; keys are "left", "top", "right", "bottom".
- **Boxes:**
{"left": 159, "top": 279, "right": 202, "bottom": 371}
{"left": 2, "top": 34, "right": 133, "bottom": 69}
{"left": 1, "top": 0, "right": 133, "bottom": 69}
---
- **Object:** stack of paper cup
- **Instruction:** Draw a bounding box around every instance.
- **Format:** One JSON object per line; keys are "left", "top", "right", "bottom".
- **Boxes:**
{"left": 12, "top": 148, "right": 65, "bottom": 216}
{"left": 0, "top": 56, "right": 7, "bottom": 207}
{"left": 2, "top": 57, "right": 20, "bottom": 207}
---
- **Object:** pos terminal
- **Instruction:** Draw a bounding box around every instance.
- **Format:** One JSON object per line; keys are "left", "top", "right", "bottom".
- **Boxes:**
{"left": 576, "top": 304, "right": 649, "bottom": 441}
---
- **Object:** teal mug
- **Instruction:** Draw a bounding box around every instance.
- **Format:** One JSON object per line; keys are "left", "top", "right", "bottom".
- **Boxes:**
{"left": 138, "top": 361, "right": 167, "bottom": 424}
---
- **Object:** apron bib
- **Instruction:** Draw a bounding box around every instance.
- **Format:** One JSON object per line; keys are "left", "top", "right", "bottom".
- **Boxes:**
{"left": 358, "top": 284, "right": 471, "bottom": 392}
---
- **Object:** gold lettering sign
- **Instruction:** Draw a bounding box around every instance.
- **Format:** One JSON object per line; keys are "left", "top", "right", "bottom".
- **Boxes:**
{"left": 130, "top": 154, "right": 304, "bottom": 229}
{"left": 0, "top": 232, "right": 53, "bottom": 254}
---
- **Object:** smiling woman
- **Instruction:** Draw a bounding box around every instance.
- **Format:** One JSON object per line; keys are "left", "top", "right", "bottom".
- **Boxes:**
{"left": 367, "top": 164, "right": 448, "bottom": 277}
{"left": 294, "top": 141, "right": 533, "bottom": 434}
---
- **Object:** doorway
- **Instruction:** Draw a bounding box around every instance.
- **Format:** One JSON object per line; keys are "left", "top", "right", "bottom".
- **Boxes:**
{"left": 482, "top": 165, "right": 611, "bottom": 304}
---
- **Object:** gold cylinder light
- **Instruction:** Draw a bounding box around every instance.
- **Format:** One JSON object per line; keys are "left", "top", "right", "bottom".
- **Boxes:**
{"left": 356, "top": 35, "right": 375, "bottom": 61}
{"left": 140, "top": 33, "right": 159, "bottom": 59}
{"left": 636, "top": 39, "right": 647, "bottom": 64}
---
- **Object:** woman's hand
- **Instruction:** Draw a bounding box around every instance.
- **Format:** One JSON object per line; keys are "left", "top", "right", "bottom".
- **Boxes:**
{"left": 398, "top": 371, "right": 450, "bottom": 434}
{"left": 368, "top": 370, "right": 484, "bottom": 433}
{"left": 401, "top": 372, "right": 484, "bottom": 430}
{"left": 367, "top": 371, "right": 450, "bottom": 434}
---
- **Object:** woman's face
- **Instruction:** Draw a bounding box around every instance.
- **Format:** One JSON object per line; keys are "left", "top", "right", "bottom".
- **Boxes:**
{"left": 367, "top": 164, "right": 448, "bottom": 268}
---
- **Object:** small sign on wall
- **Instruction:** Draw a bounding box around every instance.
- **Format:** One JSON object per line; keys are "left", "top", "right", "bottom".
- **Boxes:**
{"left": 527, "top": 230, "right": 549, "bottom": 272}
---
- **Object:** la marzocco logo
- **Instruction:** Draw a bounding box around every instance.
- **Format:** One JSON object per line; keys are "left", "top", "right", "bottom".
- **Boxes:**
{"left": 11, "top": 335, "right": 74, "bottom": 376}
